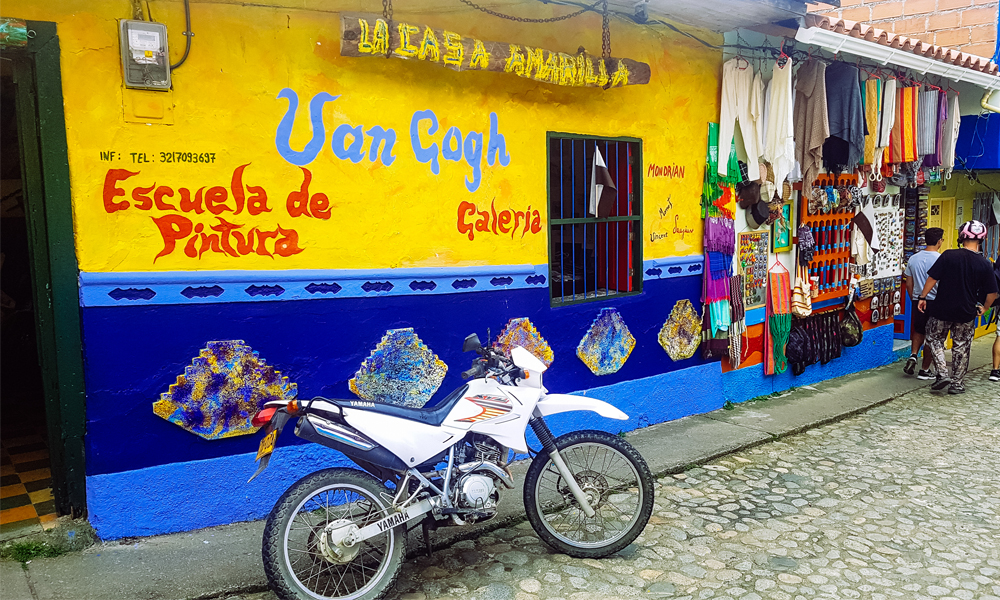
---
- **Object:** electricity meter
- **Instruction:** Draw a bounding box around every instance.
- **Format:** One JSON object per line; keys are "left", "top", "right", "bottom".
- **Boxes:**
{"left": 120, "top": 20, "right": 171, "bottom": 91}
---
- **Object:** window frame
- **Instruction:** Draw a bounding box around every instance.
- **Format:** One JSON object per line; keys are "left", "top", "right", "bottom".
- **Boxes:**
{"left": 545, "top": 131, "right": 644, "bottom": 307}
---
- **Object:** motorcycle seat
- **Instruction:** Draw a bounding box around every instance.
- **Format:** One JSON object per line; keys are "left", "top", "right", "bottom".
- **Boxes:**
{"left": 319, "top": 384, "right": 469, "bottom": 427}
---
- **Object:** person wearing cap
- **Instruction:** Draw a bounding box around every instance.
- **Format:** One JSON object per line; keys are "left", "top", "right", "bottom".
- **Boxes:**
{"left": 902, "top": 227, "right": 944, "bottom": 379}
{"left": 917, "top": 220, "right": 999, "bottom": 394}
{"left": 991, "top": 255, "right": 1000, "bottom": 382}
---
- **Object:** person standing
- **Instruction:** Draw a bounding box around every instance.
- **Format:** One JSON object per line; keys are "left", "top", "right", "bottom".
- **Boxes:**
{"left": 991, "top": 254, "right": 1000, "bottom": 382}
{"left": 917, "top": 220, "right": 999, "bottom": 394}
{"left": 903, "top": 227, "right": 944, "bottom": 379}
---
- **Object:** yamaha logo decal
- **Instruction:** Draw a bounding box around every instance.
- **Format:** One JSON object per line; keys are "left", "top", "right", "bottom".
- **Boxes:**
{"left": 457, "top": 394, "right": 512, "bottom": 423}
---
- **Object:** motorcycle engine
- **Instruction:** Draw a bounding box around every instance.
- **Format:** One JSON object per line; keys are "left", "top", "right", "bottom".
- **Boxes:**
{"left": 457, "top": 472, "right": 498, "bottom": 511}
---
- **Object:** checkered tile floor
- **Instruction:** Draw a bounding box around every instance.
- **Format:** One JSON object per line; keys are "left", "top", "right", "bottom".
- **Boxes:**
{"left": 0, "top": 432, "right": 57, "bottom": 534}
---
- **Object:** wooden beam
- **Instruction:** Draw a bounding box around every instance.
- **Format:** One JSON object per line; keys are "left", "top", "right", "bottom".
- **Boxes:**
{"left": 340, "top": 13, "right": 650, "bottom": 88}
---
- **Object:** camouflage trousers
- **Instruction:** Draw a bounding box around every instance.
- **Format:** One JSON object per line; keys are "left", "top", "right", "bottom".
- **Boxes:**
{"left": 925, "top": 317, "right": 976, "bottom": 385}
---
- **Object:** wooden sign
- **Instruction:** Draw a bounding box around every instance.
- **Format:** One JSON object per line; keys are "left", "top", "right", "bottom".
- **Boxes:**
{"left": 340, "top": 13, "right": 650, "bottom": 88}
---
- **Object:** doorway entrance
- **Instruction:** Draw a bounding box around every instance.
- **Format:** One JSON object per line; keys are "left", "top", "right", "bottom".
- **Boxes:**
{"left": 0, "top": 20, "right": 87, "bottom": 529}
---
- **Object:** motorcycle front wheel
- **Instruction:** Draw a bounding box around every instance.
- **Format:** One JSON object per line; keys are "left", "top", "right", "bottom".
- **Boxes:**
{"left": 523, "top": 430, "right": 654, "bottom": 558}
{"left": 262, "top": 468, "right": 405, "bottom": 600}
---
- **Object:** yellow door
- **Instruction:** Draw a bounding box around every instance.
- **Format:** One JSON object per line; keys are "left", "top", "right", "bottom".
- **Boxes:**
{"left": 929, "top": 197, "right": 956, "bottom": 250}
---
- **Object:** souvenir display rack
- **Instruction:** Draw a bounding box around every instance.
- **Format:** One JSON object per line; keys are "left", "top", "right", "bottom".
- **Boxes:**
{"left": 796, "top": 174, "right": 856, "bottom": 304}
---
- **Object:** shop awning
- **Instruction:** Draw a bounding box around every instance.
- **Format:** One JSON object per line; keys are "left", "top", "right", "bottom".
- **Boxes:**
{"left": 795, "top": 15, "right": 1000, "bottom": 91}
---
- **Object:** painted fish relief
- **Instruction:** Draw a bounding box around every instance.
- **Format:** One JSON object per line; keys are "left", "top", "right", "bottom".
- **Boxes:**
{"left": 153, "top": 340, "right": 297, "bottom": 440}
{"left": 493, "top": 317, "right": 554, "bottom": 367}
{"left": 350, "top": 328, "right": 448, "bottom": 408}
{"left": 659, "top": 299, "right": 701, "bottom": 361}
{"left": 577, "top": 308, "right": 636, "bottom": 375}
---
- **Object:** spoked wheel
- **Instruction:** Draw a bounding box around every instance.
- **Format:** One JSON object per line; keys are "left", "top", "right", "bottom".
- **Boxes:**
{"left": 262, "top": 468, "right": 405, "bottom": 600}
{"left": 524, "top": 430, "right": 654, "bottom": 558}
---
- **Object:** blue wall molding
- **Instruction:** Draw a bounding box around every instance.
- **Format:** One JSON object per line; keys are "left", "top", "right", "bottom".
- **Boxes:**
{"left": 79, "top": 256, "right": 705, "bottom": 307}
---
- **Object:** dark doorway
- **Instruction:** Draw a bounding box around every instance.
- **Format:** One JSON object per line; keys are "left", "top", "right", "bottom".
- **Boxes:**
{"left": 1, "top": 57, "right": 58, "bottom": 536}
{"left": 1, "top": 21, "right": 88, "bottom": 522}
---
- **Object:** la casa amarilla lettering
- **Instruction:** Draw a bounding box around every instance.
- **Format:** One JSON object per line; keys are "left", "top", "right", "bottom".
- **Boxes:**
{"left": 102, "top": 165, "right": 339, "bottom": 262}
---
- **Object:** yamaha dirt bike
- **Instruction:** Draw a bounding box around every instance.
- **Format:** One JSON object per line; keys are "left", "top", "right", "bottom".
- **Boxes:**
{"left": 250, "top": 333, "right": 654, "bottom": 600}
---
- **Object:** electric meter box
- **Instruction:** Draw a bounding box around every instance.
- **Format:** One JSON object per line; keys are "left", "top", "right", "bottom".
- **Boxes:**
{"left": 119, "top": 20, "right": 171, "bottom": 91}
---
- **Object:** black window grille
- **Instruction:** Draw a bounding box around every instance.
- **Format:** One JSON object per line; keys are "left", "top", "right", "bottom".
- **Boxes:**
{"left": 547, "top": 134, "right": 642, "bottom": 306}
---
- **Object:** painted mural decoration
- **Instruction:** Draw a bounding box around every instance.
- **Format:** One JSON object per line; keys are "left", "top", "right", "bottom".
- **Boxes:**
{"left": 659, "top": 299, "right": 702, "bottom": 361}
{"left": 493, "top": 317, "right": 554, "bottom": 367}
{"left": 577, "top": 308, "right": 636, "bottom": 376}
{"left": 153, "top": 340, "right": 297, "bottom": 440}
{"left": 340, "top": 13, "right": 650, "bottom": 89}
{"left": 350, "top": 328, "right": 448, "bottom": 407}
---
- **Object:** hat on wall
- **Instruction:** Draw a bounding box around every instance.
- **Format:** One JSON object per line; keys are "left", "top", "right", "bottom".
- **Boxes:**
{"left": 736, "top": 180, "right": 761, "bottom": 208}
{"left": 747, "top": 199, "right": 770, "bottom": 230}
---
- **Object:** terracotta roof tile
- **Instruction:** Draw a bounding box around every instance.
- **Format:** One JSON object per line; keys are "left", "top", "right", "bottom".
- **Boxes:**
{"left": 803, "top": 14, "right": 999, "bottom": 76}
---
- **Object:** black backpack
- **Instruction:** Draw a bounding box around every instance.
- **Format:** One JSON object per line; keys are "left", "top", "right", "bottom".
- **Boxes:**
{"left": 786, "top": 321, "right": 815, "bottom": 376}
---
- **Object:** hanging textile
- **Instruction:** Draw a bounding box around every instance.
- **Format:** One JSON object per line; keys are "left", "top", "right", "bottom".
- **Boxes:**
{"left": 728, "top": 274, "right": 746, "bottom": 368}
{"left": 941, "top": 92, "right": 961, "bottom": 179}
{"left": 764, "top": 264, "right": 792, "bottom": 375}
{"left": 873, "top": 78, "right": 897, "bottom": 173}
{"left": 719, "top": 58, "right": 763, "bottom": 182}
{"left": 887, "top": 86, "right": 918, "bottom": 164}
{"left": 916, "top": 89, "right": 940, "bottom": 158}
{"left": 794, "top": 59, "right": 829, "bottom": 200}
{"left": 763, "top": 59, "right": 795, "bottom": 190}
{"left": 862, "top": 78, "right": 882, "bottom": 165}
{"left": 922, "top": 91, "right": 947, "bottom": 168}
{"left": 822, "top": 62, "right": 865, "bottom": 172}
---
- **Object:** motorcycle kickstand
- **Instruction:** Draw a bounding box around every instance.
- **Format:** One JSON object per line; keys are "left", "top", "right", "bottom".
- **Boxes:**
{"left": 421, "top": 517, "right": 435, "bottom": 557}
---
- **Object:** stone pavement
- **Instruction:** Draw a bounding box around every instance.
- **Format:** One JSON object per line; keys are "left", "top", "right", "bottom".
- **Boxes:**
{"left": 1, "top": 338, "right": 996, "bottom": 600}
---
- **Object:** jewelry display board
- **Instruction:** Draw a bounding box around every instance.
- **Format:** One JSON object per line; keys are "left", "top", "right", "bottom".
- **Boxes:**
{"left": 738, "top": 230, "right": 769, "bottom": 309}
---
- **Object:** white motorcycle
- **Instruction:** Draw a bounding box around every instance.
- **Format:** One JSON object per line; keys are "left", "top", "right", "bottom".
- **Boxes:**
{"left": 250, "top": 332, "right": 654, "bottom": 600}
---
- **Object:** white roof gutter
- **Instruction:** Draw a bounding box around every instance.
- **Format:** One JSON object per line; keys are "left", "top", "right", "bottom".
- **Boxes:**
{"left": 794, "top": 26, "right": 1000, "bottom": 92}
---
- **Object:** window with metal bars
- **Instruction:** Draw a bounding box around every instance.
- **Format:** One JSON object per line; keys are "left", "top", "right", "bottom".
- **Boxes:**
{"left": 547, "top": 134, "right": 642, "bottom": 306}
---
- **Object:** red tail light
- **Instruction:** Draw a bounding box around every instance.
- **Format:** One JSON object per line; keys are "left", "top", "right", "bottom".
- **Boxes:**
{"left": 252, "top": 407, "right": 277, "bottom": 428}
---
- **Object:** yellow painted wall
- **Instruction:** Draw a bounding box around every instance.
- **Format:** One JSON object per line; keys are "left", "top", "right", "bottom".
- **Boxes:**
{"left": 3, "top": 0, "right": 721, "bottom": 273}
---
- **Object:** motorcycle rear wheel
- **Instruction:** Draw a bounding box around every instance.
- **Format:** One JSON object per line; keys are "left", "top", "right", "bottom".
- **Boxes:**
{"left": 262, "top": 468, "right": 405, "bottom": 600}
{"left": 523, "top": 430, "right": 654, "bottom": 558}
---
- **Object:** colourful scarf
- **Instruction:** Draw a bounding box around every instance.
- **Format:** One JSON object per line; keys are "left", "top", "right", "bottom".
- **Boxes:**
{"left": 764, "top": 266, "right": 792, "bottom": 375}
{"left": 862, "top": 78, "right": 881, "bottom": 165}
{"left": 888, "top": 87, "right": 918, "bottom": 164}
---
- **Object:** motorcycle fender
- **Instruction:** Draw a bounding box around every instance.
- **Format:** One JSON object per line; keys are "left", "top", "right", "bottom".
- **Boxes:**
{"left": 534, "top": 394, "right": 628, "bottom": 420}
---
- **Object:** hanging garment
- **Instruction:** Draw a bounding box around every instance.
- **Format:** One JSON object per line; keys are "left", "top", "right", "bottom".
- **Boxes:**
{"left": 862, "top": 78, "right": 882, "bottom": 165}
{"left": 941, "top": 92, "right": 961, "bottom": 178}
{"left": 794, "top": 60, "right": 829, "bottom": 201}
{"left": 764, "top": 264, "right": 792, "bottom": 375}
{"left": 588, "top": 146, "right": 617, "bottom": 217}
{"left": 887, "top": 86, "right": 918, "bottom": 163}
{"left": 728, "top": 274, "right": 746, "bottom": 368}
{"left": 873, "top": 78, "right": 897, "bottom": 172}
{"left": 916, "top": 89, "right": 940, "bottom": 158}
{"left": 764, "top": 59, "right": 796, "bottom": 191}
{"left": 718, "top": 59, "right": 763, "bottom": 182}
{"left": 822, "top": 62, "right": 866, "bottom": 172}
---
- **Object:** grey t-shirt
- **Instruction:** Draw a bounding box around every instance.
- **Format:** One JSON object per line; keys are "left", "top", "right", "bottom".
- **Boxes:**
{"left": 904, "top": 250, "right": 940, "bottom": 301}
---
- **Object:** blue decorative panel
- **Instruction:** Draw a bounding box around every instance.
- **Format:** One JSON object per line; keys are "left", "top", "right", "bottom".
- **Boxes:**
{"left": 490, "top": 277, "right": 514, "bottom": 287}
{"left": 577, "top": 308, "right": 636, "bottom": 375}
{"left": 349, "top": 328, "right": 448, "bottom": 408}
{"left": 152, "top": 340, "right": 297, "bottom": 440}
{"left": 493, "top": 317, "right": 554, "bottom": 367}
{"left": 452, "top": 279, "right": 477, "bottom": 289}
{"left": 305, "top": 282, "right": 342, "bottom": 295}
{"left": 362, "top": 281, "right": 394, "bottom": 293}
{"left": 181, "top": 286, "right": 225, "bottom": 299}
{"left": 109, "top": 288, "right": 156, "bottom": 301}
{"left": 245, "top": 285, "right": 284, "bottom": 297}
{"left": 525, "top": 274, "right": 546, "bottom": 285}
{"left": 409, "top": 280, "right": 437, "bottom": 291}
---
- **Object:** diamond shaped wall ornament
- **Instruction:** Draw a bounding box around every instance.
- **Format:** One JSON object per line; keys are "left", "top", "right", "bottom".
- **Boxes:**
{"left": 659, "top": 299, "right": 702, "bottom": 361}
{"left": 493, "top": 317, "right": 554, "bottom": 367}
{"left": 350, "top": 328, "right": 448, "bottom": 408}
{"left": 576, "top": 308, "right": 636, "bottom": 376}
{"left": 153, "top": 340, "right": 297, "bottom": 440}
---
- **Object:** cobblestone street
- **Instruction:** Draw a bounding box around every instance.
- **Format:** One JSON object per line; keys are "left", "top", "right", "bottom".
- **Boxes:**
{"left": 218, "top": 367, "right": 1000, "bottom": 600}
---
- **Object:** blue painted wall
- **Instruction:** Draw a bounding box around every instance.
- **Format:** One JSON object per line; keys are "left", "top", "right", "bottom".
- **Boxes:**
{"left": 82, "top": 270, "right": 899, "bottom": 538}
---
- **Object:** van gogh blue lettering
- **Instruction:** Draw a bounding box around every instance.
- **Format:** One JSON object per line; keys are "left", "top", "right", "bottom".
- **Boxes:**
{"left": 274, "top": 90, "right": 510, "bottom": 192}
